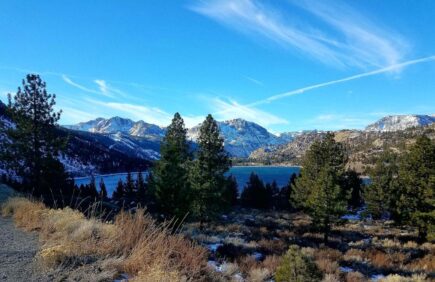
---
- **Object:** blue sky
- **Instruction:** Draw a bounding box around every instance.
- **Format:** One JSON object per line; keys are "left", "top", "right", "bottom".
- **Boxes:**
{"left": 0, "top": 0, "right": 434, "bottom": 132}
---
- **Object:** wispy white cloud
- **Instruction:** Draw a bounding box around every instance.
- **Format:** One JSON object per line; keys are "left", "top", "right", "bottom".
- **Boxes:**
{"left": 191, "top": 0, "right": 408, "bottom": 69}
{"left": 62, "top": 75, "right": 102, "bottom": 95}
{"left": 62, "top": 75, "right": 133, "bottom": 99}
{"left": 243, "top": 75, "right": 264, "bottom": 86}
{"left": 94, "top": 79, "right": 128, "bottom": 98}
{"left": 248, "top": 56, "right": 435, "bottom": 107}
{"left": 94, "top": 80, "right": 109, "bottom": 96}
{"left": 211, "top": 97, "right": 288, "bottom": 127}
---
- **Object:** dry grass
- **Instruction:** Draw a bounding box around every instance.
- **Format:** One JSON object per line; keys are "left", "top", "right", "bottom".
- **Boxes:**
{"left": 1, "top": 197, "right": 210, "bottom": 281}
{"left": 344, "top": 271, "right": 366, "bottom": 282}
{"left": 248, "top": 267, "right": 271, "bottom": 282}
{"left": 379, "top": 274, "right": 428, "bottom": 282}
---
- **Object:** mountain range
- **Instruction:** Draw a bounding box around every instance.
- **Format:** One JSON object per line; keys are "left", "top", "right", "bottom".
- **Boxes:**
{"left": 65, "top": 114, "right": 435, "bottom": 159}
{"left": 365, "top": 114, "right": 435, "bottom": 132}
{"left": 2, "top": 100, "right": 434, "bottom": 176}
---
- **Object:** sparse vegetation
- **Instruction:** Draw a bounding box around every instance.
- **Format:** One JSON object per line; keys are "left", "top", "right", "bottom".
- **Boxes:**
{"left": 1, "top": 197, "right": 211, "bottom": 281}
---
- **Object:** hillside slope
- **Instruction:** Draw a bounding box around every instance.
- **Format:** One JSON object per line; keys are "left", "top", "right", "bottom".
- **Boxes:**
{"left": 249, "top": 124, "right": 435, "bottom": 172}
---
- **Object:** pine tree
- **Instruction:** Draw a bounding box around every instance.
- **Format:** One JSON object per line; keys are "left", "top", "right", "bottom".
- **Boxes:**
{"left": 292, "top": 133, "right": 348, "bottom": 243}
{"left": 113, "top": 179, "right": 125, "bottom": 200}
{"left": 342, "top": 169, "right": 363, "bottom": 209}
{"left": 89, "top": 175, "right": 97, "bottom": 197}
{"left": 278, "top": 173, "right": 297, "bottom": 210}
{"left": 151, "top": 113, "right": 192, "bottom": 218}
{"left": 396, "top": 136, "right": 435, "bottom": 242}
{"left": 99, "top": 178, "right": 107, "bottom": 200}
{"left": 5, "top": 74, "right": 67, "bottom": 196}
{"left": 241, "top": 173, "right": 269, "bottom": 209}
{"left": 190, "top": 114, "right": 231, "bottom": 222}
{"left": 222, "top": 175, "right": 238, "bottom": 207}
{"left": 136, "top": 171, "right": 147, "bottom": 205}
{"left": 124, "top": 171, "right": 135, "bottom": 198}
{"left": 364, "top": 150, "right": 399, "bottom": 220}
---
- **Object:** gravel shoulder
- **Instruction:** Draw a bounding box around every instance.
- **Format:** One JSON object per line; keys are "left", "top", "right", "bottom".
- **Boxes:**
{"left": 0, "top": 185, "right": 50, "bottom": 282}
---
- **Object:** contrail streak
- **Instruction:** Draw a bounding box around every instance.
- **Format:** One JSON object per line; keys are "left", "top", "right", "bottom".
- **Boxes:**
{"left": 247, "top": 55, "right": 435, "bottom": 107}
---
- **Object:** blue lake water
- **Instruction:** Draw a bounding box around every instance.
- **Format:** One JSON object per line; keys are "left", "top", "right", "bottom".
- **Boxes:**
{"left": 74, "top": 166, "right": 300, "bottom": 197}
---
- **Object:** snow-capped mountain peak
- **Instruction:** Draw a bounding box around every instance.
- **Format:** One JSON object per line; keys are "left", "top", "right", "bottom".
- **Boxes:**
{"left": 187, "top": 118, "right": 287, "bottom": 157}
{"left": 65, "top": 117, "right": 165, "bottom": 138}
{"left": 365, "top": 114, "right": 435, "bottom": 132}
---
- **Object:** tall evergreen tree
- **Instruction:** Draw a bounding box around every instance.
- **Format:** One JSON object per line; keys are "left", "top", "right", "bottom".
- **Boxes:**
{"left": 396, "top": 136, "right": 435, "bottom": 242}
{"left": 113, "top": 179, "right": 125, "bottom": 200}
{"left": 190, "top": 114, "right": 231, "bottom": 222}
{"left": 89, "top": 175, "right": 97, "bottom": 198}
{"left": 151, "top": 113, "right": 191, "bottom": 218}
{"left": 5, "top": 74, "right": 67, "bottom": 196}
{"left": 292, "top": 133, "right": 348, "bottom": 243}
{"left": 342, "top": 169, "right": 363, "bottom": 209}
{"left": 241, "top": 173, "right": 269, "bottom": 209}
{"left": 136, "top": 171, "right": 147, "bottom": 205}
{"left": 278, "top": 173, "right": 297, "bottom": 210}
{"left": 99, "top": 178, "right": 107, "bottom": 200}
{"left": 222, "top": 175, "right": 238, "bottom": 207}
{"left": 124, "top": 171, "right": 135, "bottom": 198}
{"left": 364, "top": 150, "right": 399, "bottom": 220}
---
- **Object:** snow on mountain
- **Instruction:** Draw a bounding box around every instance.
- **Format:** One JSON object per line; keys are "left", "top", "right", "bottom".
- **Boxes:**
{"left": 65, "top": 117, "right": 165, "bottom": 160}
{"left": 65, "top": 117, "right": 165, "bottom": 139}
{"left": 129, "top": 120, "right": 165, "bottom": 140}
{"left": 188, "top": 118, "right": 287, "bottom": 158}
{"left": 365, "top": 115, "right": 435, "bottom": 132}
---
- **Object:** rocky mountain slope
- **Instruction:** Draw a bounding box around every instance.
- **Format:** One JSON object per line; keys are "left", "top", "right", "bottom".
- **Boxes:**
{"left": 5, "top": 106, "right": 435, "bottom": 176}
{"left": 365, "top": 114, "right": 435, "bottom": 132}
{"left": 249, "top": 124, "right": 435, "bottom": 172}
{"left": 68, "top": 117, "right": 289, "bottom": 158}
{"left": 188, "top": 118, "right": 288, "bottom": 158}
{"left": 0, "top": 105, "right": 151, "bottom": 176}
{"left": 65, "top": 116, "right": 165, "bottom": 141}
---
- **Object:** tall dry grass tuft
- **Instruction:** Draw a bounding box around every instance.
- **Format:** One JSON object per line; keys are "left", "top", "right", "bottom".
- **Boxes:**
{"left": 1, "top": 197, "right": 46, "bottom": 231}
{"left": 119, "top": 210, "right": 208, "bottom": 280}
{"left": 1, "top": 197, "right": 210, "bottom": 281}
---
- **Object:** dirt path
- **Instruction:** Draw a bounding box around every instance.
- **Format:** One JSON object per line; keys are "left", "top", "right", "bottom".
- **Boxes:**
{"left": 0, "top": 185, "right": 50, "bottom": 282}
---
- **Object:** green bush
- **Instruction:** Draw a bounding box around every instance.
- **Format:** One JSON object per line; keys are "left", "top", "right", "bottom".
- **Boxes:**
{"left": 275, "top": 245, "right": 323, "bottom": 282}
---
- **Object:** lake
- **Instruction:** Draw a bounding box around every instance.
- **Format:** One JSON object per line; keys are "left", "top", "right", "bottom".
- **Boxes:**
{"left": 74, "top": 166, "right": 300, "bottom": 197}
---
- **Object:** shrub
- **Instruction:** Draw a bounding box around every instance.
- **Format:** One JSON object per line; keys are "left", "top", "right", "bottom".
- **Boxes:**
{"left": 345, "top": 271, "right": 365, "bottom": 282}
{"left": 2, "top": 197, "right": 210, "bottom": 281}
{"left": 261, "top": 255, "right": 282, "bottom": 274}
{"left": 275, "top": 245, "right": 323, "bottom": 282}
{"left": 248, "top": 267, "right": 271, "bottom": 282}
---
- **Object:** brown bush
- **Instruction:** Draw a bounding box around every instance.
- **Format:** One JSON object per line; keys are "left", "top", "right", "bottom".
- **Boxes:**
{"left": 258, "top": 238, "right": 287, "bottom": 254}
{"left": 407, "top": 254, "right": 435, "bottom": 272}
{"left": 248, "top": 267, "right": 271, "bottom": 282}
{"left": 345, "top": 271, "right": 366, "bottom": 282}
{"left": 343, "top": 249, "right": 364, "bottom": 262}
{"left": 2, "top": 197, "right": 210, "bottom": 281}
{"left": 237, "top": 255, "right": 259, "bottom": 275}
{"left": 315, "top": 257, "right": 339, "bottom": 274}
{"left": 261, "top": 255, "right": 282, "bottom": 274}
